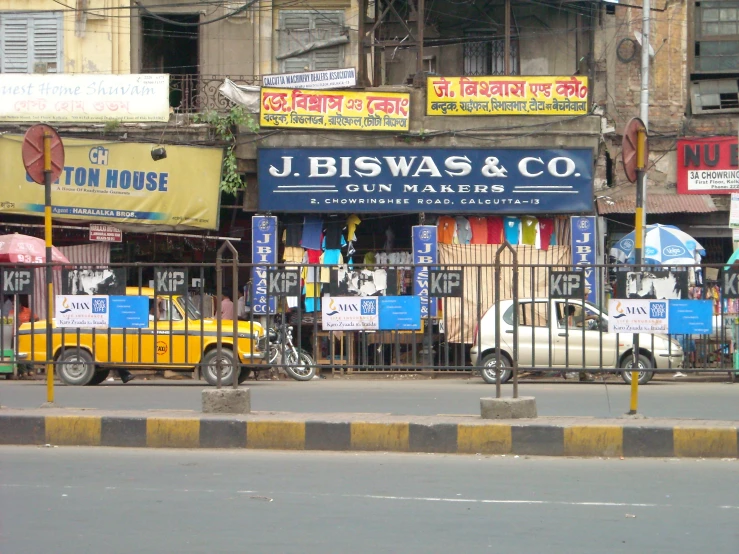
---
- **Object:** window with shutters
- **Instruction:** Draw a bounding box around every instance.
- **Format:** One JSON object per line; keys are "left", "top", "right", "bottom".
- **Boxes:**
{"left": 277, "top": 11, "right": 345, "bottom": 73}
{"left": 0, "top": 12, "right": 63, "bottom": 74}
{"left": 690, "top": 1, "right": 739, "bottom": 113}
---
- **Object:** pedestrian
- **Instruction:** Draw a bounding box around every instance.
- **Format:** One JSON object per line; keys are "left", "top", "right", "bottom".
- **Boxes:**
{"left": 237, "top": 290, "right": 247, "bottom": 320}
{"left": 220, "top": 293, "right": 234, "bottom": 320}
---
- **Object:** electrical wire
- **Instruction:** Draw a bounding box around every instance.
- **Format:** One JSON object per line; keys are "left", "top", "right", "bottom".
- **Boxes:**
{"left": 133, "top": 0, "right": 258, "bottom": 26}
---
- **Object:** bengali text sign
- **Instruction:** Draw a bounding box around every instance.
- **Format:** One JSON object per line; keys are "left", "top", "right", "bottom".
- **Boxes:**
{"left": 260, "top": 88, "right": 409, "bottom": 131}
{"left": 427, "top": 76, "right": 588, "bottom": 116}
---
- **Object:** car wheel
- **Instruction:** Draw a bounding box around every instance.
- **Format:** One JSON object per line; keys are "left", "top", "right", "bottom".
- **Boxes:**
{"left": 202, "top": 348, "right": 238, "bottom": 386}
{"left": 284, "top": 349, "right": 317, "bottom": 382}
{"left": 238, "top": 368, "right": 252, "bottom": 384}
{"left": 480, "top": 352, "right": 512, "bottom": 384}
{"left": 620, "top": 354, "right": 654, "bottom": 385}
{"left": 87, "top": 369, "right": 111, "bottom": 386}
{"left": 56, "top": 349, "right": 96, "bottom": 386}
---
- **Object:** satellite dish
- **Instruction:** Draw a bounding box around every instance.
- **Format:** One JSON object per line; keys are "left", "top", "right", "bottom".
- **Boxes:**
{"left": 634, "top": 30, "right": 655, "bottom": 57}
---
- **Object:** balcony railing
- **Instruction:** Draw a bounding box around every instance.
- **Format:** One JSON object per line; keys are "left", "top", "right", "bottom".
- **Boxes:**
{"left": 170, "top": 74, "right": 262, "bottom": 113}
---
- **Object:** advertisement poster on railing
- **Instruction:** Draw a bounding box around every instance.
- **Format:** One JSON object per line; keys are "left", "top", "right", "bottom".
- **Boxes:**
{"left": 570, "top": 216, "right": 597, "bottom": 304}
{"left": 426, "top": 76, "right": 589, "bottom": 116}
{"left": 413, "top": 225, "right": 438, "bottom": 318}
{"left": 607, "top": 299, "right": 669, "bottom": 333}
{"left": 0, "top": 136, "right": 223, "bottom": 231}
{"left": 251, "top": 216, "right": 278, "bottom": 315}
{"left": 55, "top": 295, "right": 110, "bottom": 328}
{"left": 260, "top": 88, "right": 409, "bottom": 131}
{"left": 0, "top": 74, "right": 170, "bottom": 122}
{"left": 322, "top": 297, "right": 379, "bottom": 330}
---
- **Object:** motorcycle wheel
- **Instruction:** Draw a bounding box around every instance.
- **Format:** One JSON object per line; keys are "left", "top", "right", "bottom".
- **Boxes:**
{"left": 284, "top": 349, "right": 317, "bottom": 381}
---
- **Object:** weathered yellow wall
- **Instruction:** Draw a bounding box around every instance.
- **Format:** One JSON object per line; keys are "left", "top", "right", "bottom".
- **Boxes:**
{"left": 0, "top": 0, "right": 130, "bottom": 74}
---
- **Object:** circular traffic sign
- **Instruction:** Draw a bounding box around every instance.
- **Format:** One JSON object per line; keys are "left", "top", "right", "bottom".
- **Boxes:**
{"left": 621, "top": 117, "right": 647, "bottom": 184}
{"left": 22, "top": 124, "right": 65, "bottom": 185}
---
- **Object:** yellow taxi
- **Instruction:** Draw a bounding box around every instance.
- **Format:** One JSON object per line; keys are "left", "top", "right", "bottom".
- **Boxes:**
{"left": 17, "top": 287, "right": 266, "bottom": 386}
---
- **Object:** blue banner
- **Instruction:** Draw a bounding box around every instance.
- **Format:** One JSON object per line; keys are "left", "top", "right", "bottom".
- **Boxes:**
{"left": 251, "top": 215, "right": 277, "bottom": 314}
{"left": 379, "top": 296, "right": 422, "bottom": 330}
{"left": 258, "top": 148, "right": 594, "bottom": 214}
{"left": 571, "top": 216, "right": 597, "bottom": 304}
{"left": 413, "top": 225, "right": 438, "bottom": 318}
{"left": 668, "top": 300, "right": 713, "bottom": 335}
{"left": 109, "top": 295, "right": 149, "bottom": 328}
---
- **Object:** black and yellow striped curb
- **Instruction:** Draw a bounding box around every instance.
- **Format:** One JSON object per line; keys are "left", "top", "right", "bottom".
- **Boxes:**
{"left": 0, "top": 413, "right": 737, "bottom": 458}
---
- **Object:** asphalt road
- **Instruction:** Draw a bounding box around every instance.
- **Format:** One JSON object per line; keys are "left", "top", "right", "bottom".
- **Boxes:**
{"left": 1, "top": 447, "right": 737, "bottom": 553}
{"left": 1, "top": 377, "right": 737, "bottom": 419}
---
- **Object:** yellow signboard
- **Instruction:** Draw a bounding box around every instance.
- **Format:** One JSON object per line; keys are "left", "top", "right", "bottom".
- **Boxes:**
{"left": 0, "top": 136, "right": 223, "bottom": 231}
{"left": 260, "top": 87, "right": 409, "bottom": 131}
{"left": 426, "top": 76, "right": 589, "bottom": 116}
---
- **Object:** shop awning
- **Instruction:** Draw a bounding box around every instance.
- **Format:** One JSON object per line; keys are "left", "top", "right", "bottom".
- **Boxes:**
{"left": 596, "top": 186, "right": 719, "bottom": 214}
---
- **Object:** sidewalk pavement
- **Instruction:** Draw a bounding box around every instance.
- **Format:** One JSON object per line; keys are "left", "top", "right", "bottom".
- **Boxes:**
{"left": 0, "top": 406, "right": 737, "bottom": 458}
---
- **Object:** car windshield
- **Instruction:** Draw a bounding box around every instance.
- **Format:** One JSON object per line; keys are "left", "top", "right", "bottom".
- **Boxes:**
{"left": 586, "top": 302, "right": 607, "bottom": 316}
{"left": 176, "top": 297, "right": 203, "bottom": 320}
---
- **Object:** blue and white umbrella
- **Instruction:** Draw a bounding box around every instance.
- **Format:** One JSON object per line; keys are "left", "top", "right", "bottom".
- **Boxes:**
{"left": 610, "top": 224, "right": 705, "bottom": 265}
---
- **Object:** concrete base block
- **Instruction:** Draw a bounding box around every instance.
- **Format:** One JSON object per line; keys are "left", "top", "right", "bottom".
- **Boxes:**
{"left": 202, "top": 388, "right": 251, "bottom": 414}
{"left": 480, "top": 397, "right": 537, "bottom": 419}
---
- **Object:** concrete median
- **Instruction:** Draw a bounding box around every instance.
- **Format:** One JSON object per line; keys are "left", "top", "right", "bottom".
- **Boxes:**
{"left": 0, "top": 408, "right": 737, "bottom": 458}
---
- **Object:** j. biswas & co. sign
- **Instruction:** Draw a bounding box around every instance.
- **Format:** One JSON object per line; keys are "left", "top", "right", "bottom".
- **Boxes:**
{"left": 257, "top": 148, "right": 594, "bottom": 214}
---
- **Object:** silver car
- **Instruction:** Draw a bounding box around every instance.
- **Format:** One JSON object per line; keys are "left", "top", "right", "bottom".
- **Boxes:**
{"left": 469, "top": 298, "right": 684, "bottom": 385}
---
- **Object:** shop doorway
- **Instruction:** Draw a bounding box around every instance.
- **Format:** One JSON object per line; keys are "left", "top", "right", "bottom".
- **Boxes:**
{"left": 141, "top": 13, "right": 199, "bottom": 110}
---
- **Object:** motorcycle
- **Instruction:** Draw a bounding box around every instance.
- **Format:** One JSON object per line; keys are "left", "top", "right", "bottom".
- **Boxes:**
{"left": 267, "top": 323, "right": 317, "bottom": 381}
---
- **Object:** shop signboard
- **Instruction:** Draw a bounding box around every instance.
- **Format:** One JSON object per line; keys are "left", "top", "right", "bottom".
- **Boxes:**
{"left": 260, "top": 88, "right": 409, "bottom": 131}
{"left": 607, "top": 299, "right": 669, "bottom": 333}
{"left": 413, "top": 226, "right": 438, "bottom": 318}
{"left": 109, "top": 296, "right": 149, "bottom": 328}
{"left": 258, "top": 148, "right": 594, "bottom": 214}
{"left": 677, "top": 137, "right": 739, "bottom": 194}
{"left": 89, "top": 224, "right": 122, "bottom": 242}
{"left": 262, "top": 68, "right": 357, "bottom": 90}
{"left": 251, "top": 216, "right": 277, "bottom": 315}
{"left": 667, "top": 300, "right": 713, "bottom": 335}
{"left": 0, "top": 74, "right": 170, "bottom": 122}
{"left": 0, "top": 137, "right": 223, "bottom": 231}
{"left": 55, "top": 295, "right": 109, "bottom": 328}
{"left": 570, "top": 216, "right": 597, "bottom": 304}
{"left": 427, "top": 76, "right": 588, "bottom": 116}
{"left": 378, "top": 296, "right": 422, "bottom": 330}
{"left": 322, "top": 296, "right": 379, "bottom": 330}
{"left": 1, "top": 269, "right": 33, "bottom": 295}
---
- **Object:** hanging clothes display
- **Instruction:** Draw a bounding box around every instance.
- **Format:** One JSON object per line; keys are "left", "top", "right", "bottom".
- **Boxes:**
{"left": 283, "top": 215, "right": 303, "bottom": 247}
{"left": 520, "top": 216, "right": 539, "bottom": 246}
{"left": 301, "top": 216, "right": 324, "bottom": 250}
{"left": 486, "top": 217, "right": 504, "bottom": 244}
{"left": 454, "top": 216, "right": 472, "bottom": 244}
{"left": 437, "top": 216, "right": 456, "bottom": 244}
{"left": 468, "top": 217, "right": 488, "bottom": 244}
{"left": 503, "top": 216, "right": 520, "bottom": 244}
{"left": 538, "top": 218, "right": 555, "bottom": 251}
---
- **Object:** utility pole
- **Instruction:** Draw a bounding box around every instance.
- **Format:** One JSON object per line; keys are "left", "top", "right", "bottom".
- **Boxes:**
{"left": 629, "top": 0, "right": 650, "bottom": 415}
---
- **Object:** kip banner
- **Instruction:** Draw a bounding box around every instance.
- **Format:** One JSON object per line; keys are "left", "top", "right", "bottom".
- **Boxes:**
{"left": 260, "top": 88, "right": 409, "bottom": 131}
{"left": 258, "top": 148, "right": 594, "bottom": 214}
{"left": 0, "top": 136, "right": 223, "bottom": 231}
{"left": 427, "top": 76, "right": 589, "bottom": 116}
{"left": 0, "top": 74, "right": 170, "bottom": 122}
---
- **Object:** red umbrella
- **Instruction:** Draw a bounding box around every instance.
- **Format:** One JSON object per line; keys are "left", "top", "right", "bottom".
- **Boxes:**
{"left": 0, "top": 233, "right": 69, "bottom": 265}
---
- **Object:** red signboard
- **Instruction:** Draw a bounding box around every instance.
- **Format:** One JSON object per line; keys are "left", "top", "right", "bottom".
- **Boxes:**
{"left": 677, "top": 136, "right": 739, "bottom": 194}
{"left": 89, "top": 224, "right": 122, "bottom": 242}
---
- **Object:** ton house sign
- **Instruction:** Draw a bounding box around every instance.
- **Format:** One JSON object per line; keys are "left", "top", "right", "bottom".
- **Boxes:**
{"left": 258, "top": 148, "right": 594, "bottom": 214}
